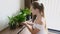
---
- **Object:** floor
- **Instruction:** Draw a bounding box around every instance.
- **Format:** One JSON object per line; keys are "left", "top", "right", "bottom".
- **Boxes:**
{"left": 0, "top": 27, "right": 59, "bottom": 34}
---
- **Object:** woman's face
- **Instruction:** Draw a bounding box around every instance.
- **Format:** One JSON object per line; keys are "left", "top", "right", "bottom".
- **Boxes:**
{"left": 30, "top": 6, "right": 37, "bottom": 15}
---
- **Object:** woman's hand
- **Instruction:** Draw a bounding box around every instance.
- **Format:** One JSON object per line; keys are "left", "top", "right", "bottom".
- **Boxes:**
{"left": 21, "top": 21, "right": 33, "bottom": 27}
{"left": 21, "top": 21, "right": 28, "bottom": 26}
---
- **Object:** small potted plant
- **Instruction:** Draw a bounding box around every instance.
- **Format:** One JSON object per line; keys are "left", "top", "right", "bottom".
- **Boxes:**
{"left": 8, "top": 8, "right": 31, "bottom": 29}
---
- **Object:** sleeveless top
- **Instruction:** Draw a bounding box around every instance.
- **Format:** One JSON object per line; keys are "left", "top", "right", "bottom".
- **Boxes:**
{"left": 33, "top": 17, "right": 48, "bottom": 34}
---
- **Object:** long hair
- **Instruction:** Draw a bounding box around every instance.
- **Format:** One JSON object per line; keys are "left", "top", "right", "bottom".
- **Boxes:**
{"left": 31, "top": 1, "right": 44, "bottom": 22}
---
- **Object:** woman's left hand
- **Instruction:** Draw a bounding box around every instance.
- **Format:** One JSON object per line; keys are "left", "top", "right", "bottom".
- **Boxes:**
{"left": 21, "top": 21, "right": 28, "bottom": 25}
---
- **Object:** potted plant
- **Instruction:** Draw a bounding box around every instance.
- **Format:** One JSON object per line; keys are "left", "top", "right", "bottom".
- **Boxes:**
{"left": 8, "top": 8, "right": 31, "bottom": 29}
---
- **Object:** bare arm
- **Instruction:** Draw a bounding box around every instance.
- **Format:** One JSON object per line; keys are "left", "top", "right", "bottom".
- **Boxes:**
{"left": 23, "top": 22, "right": 33, "bottom": 33}
{"left": 26, "top": 21, "right": 34, "bottom": 26}
{"left": 22, "top": 21, "right": 40, "bottom": 34}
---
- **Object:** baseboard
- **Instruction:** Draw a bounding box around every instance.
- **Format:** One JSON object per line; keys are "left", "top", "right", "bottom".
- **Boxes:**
{"left": 0, "top": 26, "right": 9, "bottom": 32}
{"left": 48, "top": 28, "right": 60, "bottom": 32}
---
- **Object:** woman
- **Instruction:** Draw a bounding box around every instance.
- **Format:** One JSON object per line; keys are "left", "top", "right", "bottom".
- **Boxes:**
{"left": 22, "top": 1, "right": 48, "bottom": 34}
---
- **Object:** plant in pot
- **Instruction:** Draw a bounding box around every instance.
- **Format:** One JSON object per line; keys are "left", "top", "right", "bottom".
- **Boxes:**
{"left": 8, "top": 8, "right": 31, "bottom": 29}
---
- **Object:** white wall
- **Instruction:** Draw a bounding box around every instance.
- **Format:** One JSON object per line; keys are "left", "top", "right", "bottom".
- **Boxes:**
{"left": 0, "top": 0, "right": 24, "bottom": 31}
{"left": 38, "top": 0, "right": 60, "bottom": 30}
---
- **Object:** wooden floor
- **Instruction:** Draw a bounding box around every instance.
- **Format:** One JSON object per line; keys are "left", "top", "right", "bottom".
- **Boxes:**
{"left": 0, "top": 27, "right": 56, "bottom": 34}
{"left": 0, "top": 27, "right": 21, "bottom": 34}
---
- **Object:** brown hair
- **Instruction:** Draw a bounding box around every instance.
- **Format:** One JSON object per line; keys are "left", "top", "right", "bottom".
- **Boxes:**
{"left": 31, "top": 1, "right": 44, "bottom": 17}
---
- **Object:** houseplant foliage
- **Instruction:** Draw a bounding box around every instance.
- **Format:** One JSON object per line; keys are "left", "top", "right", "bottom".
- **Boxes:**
{"left": 8, "top": 16, "right": 16, "bottom": 29}
{"left": 8, "top": 8, "right": 31, "bottom": 29}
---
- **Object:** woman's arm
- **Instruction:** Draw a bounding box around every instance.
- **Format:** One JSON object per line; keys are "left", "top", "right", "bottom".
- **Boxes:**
{"left": 23, "top": 22, "right": 33, "bottom": 33}
{"left": 26, "top": 21, "right": 34, "bottom": 26}
{"left": 22, "top": 21, "right": 40, "bottom": 34}
{"left": 24, "top": 23, "right": 40, "bottom": 34}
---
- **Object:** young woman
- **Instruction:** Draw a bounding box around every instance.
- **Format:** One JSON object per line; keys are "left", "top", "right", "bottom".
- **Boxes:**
{"left": 22, "top": 1, "right": 48, "bottom": 34}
